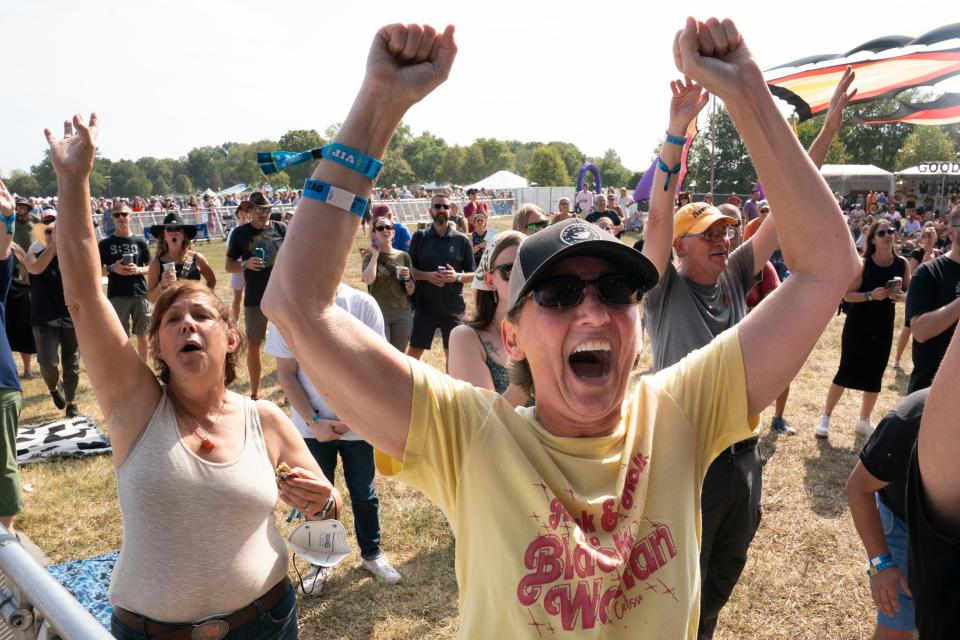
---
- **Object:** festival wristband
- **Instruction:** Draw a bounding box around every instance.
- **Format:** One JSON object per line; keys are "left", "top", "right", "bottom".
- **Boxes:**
{"left": 302, "top": 179, "right": 368, "bottom": 217}
{"left": 315, "top": 495, "right": 336, "bottom": 519}
{"left": 320, "top": 143, "right": 384, "bottom": 181}
{"left": 657, "top": 157, "right": 683, "bottom": 192}
{"left": 665, "top": 132, "right": 687, "bottom": 146}
{"left": 0, "top": 214, "right": 13, "bottom": 235}
{"left": 866, "top": 553, "right": 896, "bottom": 577}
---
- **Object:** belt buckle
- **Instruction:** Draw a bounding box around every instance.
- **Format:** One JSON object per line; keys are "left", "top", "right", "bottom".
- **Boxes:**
{"left": 191, "top": 620, "right": 229, "bottom": 640}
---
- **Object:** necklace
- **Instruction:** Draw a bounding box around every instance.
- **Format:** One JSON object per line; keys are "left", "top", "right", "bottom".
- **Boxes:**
{"left": 170, "top": 391, "right": 226, "bottom": 452}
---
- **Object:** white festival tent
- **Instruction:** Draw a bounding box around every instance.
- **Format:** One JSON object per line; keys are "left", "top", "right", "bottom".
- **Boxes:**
{"left": 896, "top": 162, "right": 960, "bottom": 177}
{"left": 465, "top": 170, "right": 529, "bottom": 190}
{"left": 819, "top": 164, "right": 894, "bottom": 194}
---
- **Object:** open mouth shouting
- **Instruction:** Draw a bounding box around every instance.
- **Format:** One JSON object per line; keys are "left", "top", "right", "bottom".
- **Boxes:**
{"left": 569, "top": 340, "right": 612, "bottom": 380}
{"left": 180, "top": 338, "right": 203, "bottom": 353}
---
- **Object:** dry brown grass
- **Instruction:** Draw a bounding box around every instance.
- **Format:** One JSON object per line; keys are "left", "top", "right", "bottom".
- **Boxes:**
{"left": 14, "top": 219, "right": 910, "bottom": 639}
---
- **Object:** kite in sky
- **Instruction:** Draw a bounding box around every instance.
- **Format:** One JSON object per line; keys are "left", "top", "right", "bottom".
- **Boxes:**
{"left": 764, "top": 23, "right": 960, "bottom": 125}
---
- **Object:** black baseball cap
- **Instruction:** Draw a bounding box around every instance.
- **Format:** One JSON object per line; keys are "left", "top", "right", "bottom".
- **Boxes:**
{"left": 507, "top": 219, "right": 660, "bottom": 310}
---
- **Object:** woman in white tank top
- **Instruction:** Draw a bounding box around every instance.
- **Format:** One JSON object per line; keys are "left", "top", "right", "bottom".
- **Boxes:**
{"left": 45, "top": 116, "right": 341, "bottom": 639}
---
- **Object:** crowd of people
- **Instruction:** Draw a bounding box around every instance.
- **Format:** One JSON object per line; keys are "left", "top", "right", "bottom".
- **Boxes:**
{"left": 0, "top": 16, "right": 955, "bottom": 640}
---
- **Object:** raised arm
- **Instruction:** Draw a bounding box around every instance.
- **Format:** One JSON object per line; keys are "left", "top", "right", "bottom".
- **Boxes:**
{"left": 262, "top": 24, "right": 457, "bottom": 461}
{"left": 641, "top": 78, "right": 708, "bottom": 278}
{"left": 673, "top": 18, "right": 860, "bottom": 417}
{"left": 917, "top": 326, "right": 960, "bottom": 532}
{"left": 748, "top": 69, "right": 857, "bottom": 275}
{"left": 0, "top": 182, "right": 14, "bottom": 260}
{"left": 43, "top": 115, "right": 160, "bottom": 433}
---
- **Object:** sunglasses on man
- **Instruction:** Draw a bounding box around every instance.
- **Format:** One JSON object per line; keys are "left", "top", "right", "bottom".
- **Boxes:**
{"left": 375, "top": 225, "right": 394, "bottom": 232}
{"left": 433, "top": 203, "right": 451, "bottom": 210}
{"left": 112, "top": 212, "right": 130, "bottom": 218}
{"left": 531, "top": 273, "right": 643, "bottom": 310}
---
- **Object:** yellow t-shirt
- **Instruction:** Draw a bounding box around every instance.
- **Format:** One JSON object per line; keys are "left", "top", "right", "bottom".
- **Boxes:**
{"left": 383, "top": 328, "right": 751, "bottom": 639}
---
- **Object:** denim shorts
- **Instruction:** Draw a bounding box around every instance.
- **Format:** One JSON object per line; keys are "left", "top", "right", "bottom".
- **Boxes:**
{"left": 110, "top": 582, "right": 298, "bottom": 640}
{"left": 876, "top": 495, "right": 915, "bottom": 632}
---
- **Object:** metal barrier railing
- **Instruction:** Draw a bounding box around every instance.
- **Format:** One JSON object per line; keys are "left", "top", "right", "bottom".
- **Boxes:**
{"left": 0, "top": 525, "right": 111, "bottom": 639}
{"left": 374, "top": 197, "right": 516, "bottom": 225}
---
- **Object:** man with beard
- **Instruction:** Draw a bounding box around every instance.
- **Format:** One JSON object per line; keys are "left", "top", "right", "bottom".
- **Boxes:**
{"left": 406, "top": 193, "right": 474, "bottom": 366}
{"left": 225, "top": 191, "right": 286, "bottom": 400}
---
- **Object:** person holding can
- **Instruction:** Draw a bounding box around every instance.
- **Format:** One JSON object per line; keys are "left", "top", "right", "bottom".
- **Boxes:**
{"left": 225, "top": 192, "right": 287, "bottom": 400}
{"left": 361, "top": 216, "right": 414, "bottom": 352}
{"left": 146, "top": 212, "right": 216, "bottom": 303}
{"left": 98, "top": 202, "right": 151, "bottom": 361}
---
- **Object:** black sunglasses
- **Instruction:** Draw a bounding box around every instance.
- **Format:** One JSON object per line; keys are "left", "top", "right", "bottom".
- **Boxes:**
{"left": 532, "top": 273, "right": 642, "bottom": 309}
{"left": 44, "top": 229, "right": 53, "bottom": 235}
{"left": 375, "top": 225, "right": 394, "bottom": 232}
{"left": 112, "top": 212, "right": 130, "bottom": 218}
{"left": 493, "top": 263, "right": 513, "bottom": 280}
{"left": 526, "top": 220, "right": 550, "bottom": 233}
{"left": 432, "top": 203, "right": 451, "bottom": 210}
{"left": 875, "top": 229, "right": 894, "bottom": 237}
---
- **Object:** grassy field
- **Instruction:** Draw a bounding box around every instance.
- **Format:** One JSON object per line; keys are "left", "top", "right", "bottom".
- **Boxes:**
{"left": 14, "top": 218, "right": 913, "bottom": 639}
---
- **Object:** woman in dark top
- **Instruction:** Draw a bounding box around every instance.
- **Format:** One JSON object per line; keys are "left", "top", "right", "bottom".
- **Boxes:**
{"left": 448, "top": 231, "right": 530, "bottom": 407}
{"left": 146, "top": 212, "right": 216, "bottom": 303}
{"left": 893, "top": 225, "right": 940, "bottom": 368}
{"left": 816, "top": 220, "right": 910, "bottom": 439}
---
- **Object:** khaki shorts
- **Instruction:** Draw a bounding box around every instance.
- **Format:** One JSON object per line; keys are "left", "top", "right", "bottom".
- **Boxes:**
{"left": 244, "top": 306, "right": 268, "bottom": 341}
{"left": 110, "top": 296, "right": 151, "bottom": 336}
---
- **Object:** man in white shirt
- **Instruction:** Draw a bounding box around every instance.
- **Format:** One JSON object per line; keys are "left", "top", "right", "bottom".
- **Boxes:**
{"left": 575, "top": 186, "right": 593, "bottom": 214}
{"left": 265, "top": 283, "right": 401, "bottom": 593}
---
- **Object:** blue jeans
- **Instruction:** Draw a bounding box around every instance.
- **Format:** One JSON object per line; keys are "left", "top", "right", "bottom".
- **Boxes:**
{"left": 306, "top": 439, "right": 382, "bottom": 559}
{"left": 876, "top": 495, "right": 915, "bottom": 632}
{"left": 110, "top": 582, "right": 298, "bottom": 639}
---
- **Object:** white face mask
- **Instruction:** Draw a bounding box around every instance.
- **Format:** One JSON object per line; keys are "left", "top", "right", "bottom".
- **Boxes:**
{"left": 287, "top": 519, "right": 351, "bottom": 567}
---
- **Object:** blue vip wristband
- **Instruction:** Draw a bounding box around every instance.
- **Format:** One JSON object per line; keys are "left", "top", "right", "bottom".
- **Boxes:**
{"left": 0, "top": 214, "right": 14, "bottom": 235}
{"left": 665, "top": 132, "right": 687, "bottom": 146}
{"left": 302, "top": 179, "right": 368, "bottom": 217}
{"left": 320, "top": 143, "right": 384, "bottom": 181}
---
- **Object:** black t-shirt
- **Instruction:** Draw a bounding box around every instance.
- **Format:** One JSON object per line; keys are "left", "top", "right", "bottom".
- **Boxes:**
{"left": 225, "top": 221, "right": 287, "bottom": 307}
{"left": 906, "top": 442, "right": 960, "bottom": 638}
{"left": 905, "top": 254, "right": 960, "bottom": 392}
{"left": 408, "top": 225, "right": 475, "bottom": 316}
{"left": 858, "top": 389, "right": 928, "bottom": 521}
{"left": 98, "top": 234, "right": 150, "bottom": 298}
{"left": 27, "top": 247, "right": 70, "bottom": 326}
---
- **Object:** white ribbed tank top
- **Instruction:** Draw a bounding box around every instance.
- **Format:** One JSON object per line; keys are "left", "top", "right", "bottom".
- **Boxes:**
{"left": 109, "top": 390, "right": 288, "bottom": 623}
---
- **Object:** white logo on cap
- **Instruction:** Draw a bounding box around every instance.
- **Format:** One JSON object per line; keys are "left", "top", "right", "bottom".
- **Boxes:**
{"left": 560, "top": 223, "right": 601, "bottom": 246}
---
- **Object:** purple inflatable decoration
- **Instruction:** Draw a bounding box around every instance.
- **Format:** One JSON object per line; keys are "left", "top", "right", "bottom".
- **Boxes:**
{"left": 576, "top": 163, "right": 602, "bottom": 194}
{"left": 755, "top": 182, "right": 766, "bottom": 199}
{"left": 632, "top": 157, "right": 659, "bottom": 204}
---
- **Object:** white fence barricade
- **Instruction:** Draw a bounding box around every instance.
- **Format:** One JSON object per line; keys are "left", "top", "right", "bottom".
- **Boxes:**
{"left": 379, "top": 198, "right": 516, "bottom": 226}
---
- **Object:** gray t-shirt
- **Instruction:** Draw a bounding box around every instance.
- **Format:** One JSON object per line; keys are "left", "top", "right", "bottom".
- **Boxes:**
{"left": 644, "top": 240, "right": 756, "bottom": 372}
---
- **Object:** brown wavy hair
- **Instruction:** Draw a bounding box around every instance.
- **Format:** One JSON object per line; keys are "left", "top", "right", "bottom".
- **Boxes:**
{"left": 467, "top": 231, "right": 525, "bottom": 330}
{"left": 862, "top": 219, "right": 892, "bottom": 259}
{"left": 148, "top": 281, "right": 245, "bottom": 385}
{"left": 153, "top": 229, "right": 193, "bottom": 262}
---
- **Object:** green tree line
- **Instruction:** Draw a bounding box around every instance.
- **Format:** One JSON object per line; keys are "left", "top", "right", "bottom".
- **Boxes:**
{"left": 686, "top": 100, "right": 960, "bottom": 195}
{"left": 3, "top": 123, "right": 640, "bottom": 198}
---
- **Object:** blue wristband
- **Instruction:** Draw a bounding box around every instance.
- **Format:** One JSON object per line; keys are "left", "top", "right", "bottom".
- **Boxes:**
{"left": 302, "top": 179, "right": 368, "bottom": 217}
{"left": 0, "top": 214, "right": 13, "bottom": 235}
{"left": 320, "top": 143, "right": 384, "bottom": 181}
{"left": 665, "top": 132, "right": 687, "bottom": 146}
{"left": 656, "top": 157, "right": 683, "bottom": 192}
{"left": 867, "top": 553, "right": 896, "bottom": 577}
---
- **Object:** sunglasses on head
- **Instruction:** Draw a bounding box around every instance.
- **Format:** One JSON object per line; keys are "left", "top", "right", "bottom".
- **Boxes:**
{"left": 112, "top": 212, "right": 130, "bottom": 218}
{"left": 526, "top": 220, "right": 550, "bottom": 233}
{"left": 532, "top": 273, "right": 642, "bottom": 310}
{"left": 432, "top": 203, "right": 451, "bottom": 210}
{"left": 375, "top": 224, "right": 394, "bottom": 232}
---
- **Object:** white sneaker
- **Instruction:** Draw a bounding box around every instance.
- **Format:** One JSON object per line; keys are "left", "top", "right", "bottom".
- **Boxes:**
{"left": 815, "top": 415, "right": 831, "bottom": 439}
{"left": 361, "top": 554, "right": 401, "bottom": 584}
{"left": 855, "top": 418, "right": 875, "bottom": 437}
{"left": 298, "top": 564, "right": 331, "bottom": 595}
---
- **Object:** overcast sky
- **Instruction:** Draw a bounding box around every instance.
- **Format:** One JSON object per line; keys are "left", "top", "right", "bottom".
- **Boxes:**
{"left": 2, "top": 0, "right": 957, "bottom": 178}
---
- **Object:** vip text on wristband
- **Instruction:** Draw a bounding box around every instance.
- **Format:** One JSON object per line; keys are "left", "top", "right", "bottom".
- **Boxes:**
{"left": 320, "top": 143, "right": 384, "bottom": 181}
{"left": 302, "top": 179, "right": 368, "bottom": 217}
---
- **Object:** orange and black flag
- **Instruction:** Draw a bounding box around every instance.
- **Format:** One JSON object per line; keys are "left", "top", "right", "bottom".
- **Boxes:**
{"left": 764, "top": 23, "right": 960, "bottom": 125}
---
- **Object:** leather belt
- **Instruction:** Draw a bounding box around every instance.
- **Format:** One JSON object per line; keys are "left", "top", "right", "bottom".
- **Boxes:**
{"left": 725, "top": 436, "right": 759, "bottom": 456}
{"left": 113, "top": 577, "right": 289, "bottom": 640}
